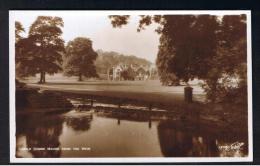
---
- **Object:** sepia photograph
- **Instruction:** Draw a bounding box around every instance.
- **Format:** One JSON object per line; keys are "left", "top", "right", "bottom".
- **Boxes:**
{"left": 9, "top": 10, "right": 252, "bottom": 163}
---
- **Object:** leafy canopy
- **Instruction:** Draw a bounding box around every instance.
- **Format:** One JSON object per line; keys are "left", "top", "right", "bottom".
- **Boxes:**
{"left": 63, "top": 37, "right": 98, "bottom": 80}
{"left": 109, "top": 15, "right": 247, "bottom": 103}
{"left": 109, "top": 15, "right": 219, "bottom": 82}
{"left": 16, "top": 16, "right": 65, "bottom": 82}
{"left": 15, "top": 21, "right": 24, "bottom": 43}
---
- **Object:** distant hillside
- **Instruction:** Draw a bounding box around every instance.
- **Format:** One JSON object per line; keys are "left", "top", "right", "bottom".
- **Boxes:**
{"left": 95, "top": 50, "right": 152, "bottom": 74}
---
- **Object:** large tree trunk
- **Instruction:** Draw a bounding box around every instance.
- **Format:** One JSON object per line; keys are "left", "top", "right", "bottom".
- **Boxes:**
{"left": 78, "top": 73, "right": 82, "bottom": 81}
{"left": 39, "top": 71, "right": 46, "bottom": 84}
{"left": 43, "top": 72, "right": 46, "bottom": 83}
{"left": 39, "top": 71, "right": 43, "bottom": 84}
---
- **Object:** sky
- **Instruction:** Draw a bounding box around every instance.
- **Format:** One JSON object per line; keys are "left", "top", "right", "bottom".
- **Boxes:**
{"left": 12, "top": 11, "right": 160, "bottom": 63}
{"left": 11, "top": 11, "right": 248, "bottom": 63}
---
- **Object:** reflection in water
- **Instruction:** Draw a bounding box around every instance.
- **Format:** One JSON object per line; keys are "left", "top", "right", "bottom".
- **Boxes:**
{"left": 16, "top": 108, "right": 248, "bottom": 158}
{"left": 65, "top": 116, "right": 93, "bottom": 132}
{"left": 16, "top": 114, "right": 63, "bottom": 158}
{"left": 157, "top": 120, "right": 247, "bottom": 157}
{"left": 158, "top": 122, "right": 193, "bottom": 157}
{"left": 117, "top": 118, "right": 120, "bottom": 125}
{"left": 148, "top": 119, "right": 152, "bottom": 129}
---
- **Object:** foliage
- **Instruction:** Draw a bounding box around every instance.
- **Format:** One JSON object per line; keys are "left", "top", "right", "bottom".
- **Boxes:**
{"left": 15, "top": 21, "right": 26, "bottom": 78}
{"left": 121, "top": 67, "right": 136, "bottom": 80}
{"left": 202, "top": 15, "right": 247, "bottom": 103}
{"left": 165, "top": 15, "right": 219, "bottom": 82}
{"left": 15, "top": 37, "right": 37, "bottom": 78}
{"left": 95, "top": 49, "right": 152, "bottom": 75}
{"left": 109, "top": 15, "right": 130, "bottom": 28}
{"left": 109, "top": 15, "right": 247, "bottom": 103}
{"left": 109, "top": 15, "right": 219, "bottom": 82}
{"left": 159, "top": 72, "right": 179, "bottom": 86}
{"left": 63, "top": 37, "right": 98, "bottom": 81}
{"left": 15, "top": 16, "right": 65, "bottom": 83}
{"left": 15, "top": 21, "right": 24, "bottom": 43}
{"left": 156, "top": 34, "right": 179, "bottom": 85}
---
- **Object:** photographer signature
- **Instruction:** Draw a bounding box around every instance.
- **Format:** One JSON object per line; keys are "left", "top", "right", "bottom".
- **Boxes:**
{"left": 218, "top": 142, "right": 244, "bottom": 151}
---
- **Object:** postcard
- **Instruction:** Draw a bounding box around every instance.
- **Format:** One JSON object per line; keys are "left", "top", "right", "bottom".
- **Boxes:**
{"left": 9, "top": 10, "right": 253, "bottom": 163}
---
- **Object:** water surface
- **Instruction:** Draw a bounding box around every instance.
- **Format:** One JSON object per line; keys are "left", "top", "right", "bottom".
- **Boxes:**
{"left": 16, "top": 108, "right": 248, "bottom": 158}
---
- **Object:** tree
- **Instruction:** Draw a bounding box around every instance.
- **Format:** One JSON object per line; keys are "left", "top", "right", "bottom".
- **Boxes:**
{"left": 16, "top": 37, "right": 35, "bottom": 78}
{"left": 63, "top": 37, "right": 98, "bottom": 81}
{"left": 156, "top": 34, "right": 179, "bottom": 85}
{"left": 15, "top": 21, "right": 24, "bottom": 43}
{"left": 15, "top": 21, "right": 26, "bottom": 78}
{"left": 16, "top": 16, "right": 65, "bottom": 83}
{"left": 164, "top": 15, "right": 219, "bottom": 82}
{"left": 109, "top": 15, "right": 219, "bottom": 83}
{"left": 109, "top": 15, "right": 130, "bottom": 28}
{"left": 95, "top": 49, "right": 151, "bottom": 76}
{"left": 203, "top": 15, "right": 247, "bottom": 102}
{"left": 121, "top": 67, "right": 136, "bottom": 80}
{"left": 109, "top": 15, "right": 247, "bottom": 103}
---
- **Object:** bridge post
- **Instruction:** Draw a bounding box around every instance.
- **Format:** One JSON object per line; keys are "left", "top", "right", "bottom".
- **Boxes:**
{"left": 90, "top": 99, "right": 93, "bottom": 107}
{"left": 149, "top": 104, "right": 152, "bottom": 111}
{"left": 184, "top": 86, "right": 193, "bottom": 103}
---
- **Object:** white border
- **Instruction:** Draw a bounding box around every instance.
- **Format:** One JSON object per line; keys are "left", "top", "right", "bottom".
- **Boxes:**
{"left": 9, "top": 10, "right": 253, "bottom": 163}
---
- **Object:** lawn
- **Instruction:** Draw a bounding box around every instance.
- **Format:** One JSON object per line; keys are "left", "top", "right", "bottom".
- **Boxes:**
{"left": 23, "top": 74, "right": 206, "bottom": 105}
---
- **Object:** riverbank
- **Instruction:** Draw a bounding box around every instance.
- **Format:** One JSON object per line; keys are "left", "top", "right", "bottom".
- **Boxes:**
{"left": 16, "top": 80, "right": 248, "bottom": 135}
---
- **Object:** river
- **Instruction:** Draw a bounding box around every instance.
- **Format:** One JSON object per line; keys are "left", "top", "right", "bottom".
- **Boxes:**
{"left": 15, "top": 106, "right": 248, "bottom": 158}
